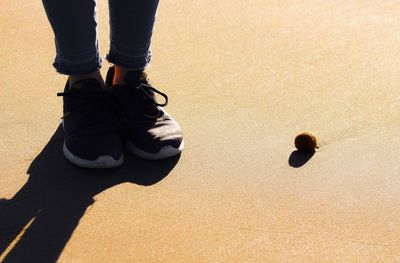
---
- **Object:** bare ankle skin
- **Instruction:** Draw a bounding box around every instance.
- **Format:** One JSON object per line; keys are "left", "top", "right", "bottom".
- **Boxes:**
{"left": 69, "top": 70, "right": 105, "bottom": 89}
{"left": 113, "top": 65, "right": 142, "bottom": 85}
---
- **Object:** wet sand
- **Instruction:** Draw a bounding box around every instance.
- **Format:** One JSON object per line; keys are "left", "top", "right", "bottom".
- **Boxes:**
{"left": 1, "top": 0, "right": 399, "bottom": 262}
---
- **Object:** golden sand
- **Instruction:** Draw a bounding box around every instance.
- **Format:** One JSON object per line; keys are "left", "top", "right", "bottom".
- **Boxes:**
{"left": 1, "top": 0, "right": 399, "bottom": 261}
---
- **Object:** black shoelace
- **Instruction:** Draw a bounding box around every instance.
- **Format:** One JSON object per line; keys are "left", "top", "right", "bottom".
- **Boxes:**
{"left": 137, "top": 83, "right": 168, "bottom": 107}
{"left": 134, "top": 83, "right": 169, "bottom": 118}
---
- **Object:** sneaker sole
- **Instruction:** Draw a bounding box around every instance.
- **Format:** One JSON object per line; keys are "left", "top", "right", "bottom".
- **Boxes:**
{"left": 63, "top": 142, "right": 124, "bottom": 168}
{"left": 126, "top": 140, "right": 184, "bottom": 160}
{"left": 61, "top": 120, "right": 123, "bottom": 168}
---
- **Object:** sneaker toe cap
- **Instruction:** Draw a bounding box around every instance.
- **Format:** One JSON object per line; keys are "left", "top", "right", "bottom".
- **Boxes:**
{"left": 131, "top": 123, "right": 183, "bottom": 154}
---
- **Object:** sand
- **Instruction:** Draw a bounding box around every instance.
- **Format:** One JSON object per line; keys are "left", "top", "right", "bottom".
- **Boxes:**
{"left": 1, "top": 0, "right": 399, "bottom": 262}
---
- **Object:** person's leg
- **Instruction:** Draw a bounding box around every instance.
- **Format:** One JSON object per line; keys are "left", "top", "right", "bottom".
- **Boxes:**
{"left": 42, "top": 0, "right": 104, "bottom": 87}
{"left": 105, "top": 0, "right": 184, "bottom": 160}
{"left": 107, "top": 0, "right": 159, "bottom": 84}
{"left": 41, "top": 0, "right": 123, "bottom": 168}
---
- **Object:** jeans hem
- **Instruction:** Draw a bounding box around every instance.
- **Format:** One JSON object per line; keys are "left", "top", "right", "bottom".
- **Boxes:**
{"left": 106, "top": 49, "right": 152, "bottom": 71}
{"left": 53, "top": 56, "right": 102, "bottom": 75}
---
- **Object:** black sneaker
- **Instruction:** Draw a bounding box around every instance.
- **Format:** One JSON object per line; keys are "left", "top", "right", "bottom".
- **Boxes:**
{"left": 106, "top": 67, "right": 184, "bottom": 160}
{"left": 57, "top": 79, "right": 124, "bottom": 168}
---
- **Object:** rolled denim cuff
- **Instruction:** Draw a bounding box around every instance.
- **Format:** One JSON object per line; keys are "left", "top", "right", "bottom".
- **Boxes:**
{"left": 106, "top": 42, "right": 152, "bottom": 70}
{"left": 53, "top": 47, "right": 102, "bottom": 75}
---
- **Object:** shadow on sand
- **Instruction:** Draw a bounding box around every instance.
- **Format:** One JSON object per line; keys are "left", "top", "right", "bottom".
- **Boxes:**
{"left": 0, "top": 124, "right": 180, "bottom": 263}
{"left": 288, "top": 150, "right": 315, "bottom": 168}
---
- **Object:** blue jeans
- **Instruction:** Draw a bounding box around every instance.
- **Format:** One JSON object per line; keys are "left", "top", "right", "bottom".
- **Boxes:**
{"left": 42, "top": 0, "right": 159, "bottom": 75}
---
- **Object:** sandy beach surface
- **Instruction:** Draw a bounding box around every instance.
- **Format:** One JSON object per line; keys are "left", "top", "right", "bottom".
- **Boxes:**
{"left": 1, "top": 0, "right": 400, "bottom": 262}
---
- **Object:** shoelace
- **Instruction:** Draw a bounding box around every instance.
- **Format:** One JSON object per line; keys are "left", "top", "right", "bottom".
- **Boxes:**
{"left": 133, "top": 83, "right": 169, "bottom": 118}
{"left": 57, "top": 90, "right": 119, "bottom": 132}
{"left": 137, "top": 83, "right": 168, "bottom": 107}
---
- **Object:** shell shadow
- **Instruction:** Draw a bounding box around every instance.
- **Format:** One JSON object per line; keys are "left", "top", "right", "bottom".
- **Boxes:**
{"left": 288, "top": 150, "right": 315, "bottom": 168}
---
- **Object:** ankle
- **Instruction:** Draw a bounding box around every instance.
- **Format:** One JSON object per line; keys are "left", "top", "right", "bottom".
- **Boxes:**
{"left": 113, "top": 65, "right": 143, "bottom": 85}
{"left": 69, "top": 70, "right": 105, "bottom": 89}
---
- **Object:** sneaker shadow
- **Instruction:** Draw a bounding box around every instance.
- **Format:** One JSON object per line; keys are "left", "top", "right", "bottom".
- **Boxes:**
{"left": 0, "top": 124, "right": 180, "bottom": 263}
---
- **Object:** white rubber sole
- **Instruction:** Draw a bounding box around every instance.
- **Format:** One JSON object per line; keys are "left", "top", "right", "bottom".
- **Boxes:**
{"left": 61, "top": 120, "right": 123, "bottom": 168}
{"left": 126, "top": 140, "right": 184, "bottom": 160}
{"left": 63, "top": 142, "right": 124, "bottom": 168}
